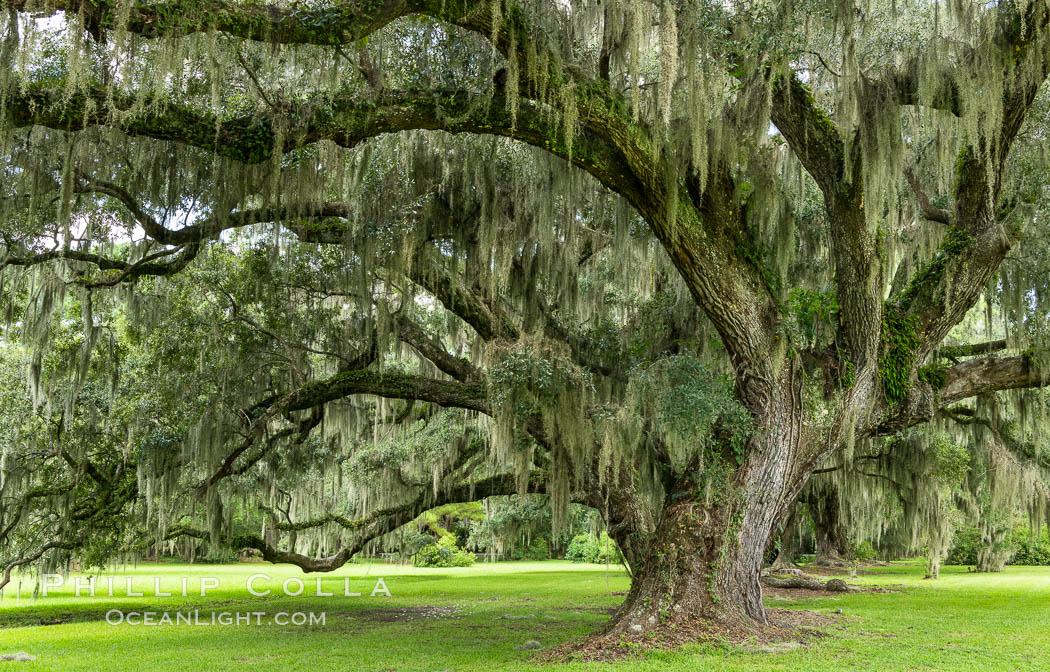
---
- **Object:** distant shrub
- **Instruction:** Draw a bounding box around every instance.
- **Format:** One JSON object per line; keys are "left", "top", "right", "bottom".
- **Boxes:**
{"left": 565, "top": 532, "right": 621, "bottom": 564}
{"left": 412, "top": 534, "right": 476, "bottom": 568}
{"left": 947, "top": 524, "right": 1050, "bottom": 566}
{"left": 946, "top": 527, "right": 981, "bottom": 566}
{"left": 565, "top": 534, "right": 592, "bottom": 562}
{"left": 1009, "top": 536, "right": 1050, "bottom": 566}
{"left": 852, "top": 540, "right": 877, "bottom": 562}
{"left": 511, "top": 537, "right": 550, "bottom": 561}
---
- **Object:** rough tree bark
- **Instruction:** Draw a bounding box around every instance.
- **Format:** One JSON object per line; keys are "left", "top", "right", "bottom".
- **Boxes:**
{"left": 604, "top": 374, "right": 805, "bottom": 634}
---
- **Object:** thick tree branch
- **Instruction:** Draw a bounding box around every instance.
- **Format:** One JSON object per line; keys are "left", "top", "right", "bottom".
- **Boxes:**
{"left": 938, "top": 339, "right": 1008, "bottom": 362}
{"left": 903, "top": 166, "right": 952, "bottom": 225}
{"left": 406, "top": 244, "right": 519, "bottom": 342}
{"left": 770, "top": 74, "right": 880, "bottom": 370}
{"left": 396, "top": 316, "right": 480, "bottom": 382}
{"left": 0, "top": 540, "right": 74, "bottom": 592}
{"left": 940, "top": 355, "right": 1046, "bottom": 404}
{"left": 874, "top": 354, "right": 1050, "bottom": 436}
{"left": 769, "top": 75, "right": 845, "bottom": 193}
{"left": 1, "top": 244, "right": 200, "bottom": 281}
{"left": 8, "top": 85, "right": 641, "bottom": 203}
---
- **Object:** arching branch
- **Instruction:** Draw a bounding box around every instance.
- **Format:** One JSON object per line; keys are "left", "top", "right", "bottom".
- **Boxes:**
{"left": 170, "top": 471, "right": 553, "bottom": 573}
{"left": 0, "top": 540, "right": 74, "bottom": 592}
{"left": 8, "top": 85, "right": 641, "bottom": 202}
{"left": 1, "top": 244, "right": 200, "bottom": 281}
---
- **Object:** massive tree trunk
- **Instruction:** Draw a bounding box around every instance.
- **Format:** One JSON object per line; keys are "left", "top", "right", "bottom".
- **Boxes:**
{"left": 604, "top": 486, "right": 767, "bottom": 635}
{"left": 603, "top": 374, "right": 804, "bottom": 636}
{"left": 808, "top": 489, "right": 853, "bottom": 567}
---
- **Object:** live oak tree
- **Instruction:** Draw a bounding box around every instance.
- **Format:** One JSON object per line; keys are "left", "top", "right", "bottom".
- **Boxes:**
{"left": 791, "top": 388, "right": 1050, "bottom": 577}
{"left": 778, "top": 216, "right": 1050, "bottom": 577}
{"left": 6, "top": 0, "right": 1050, "bottom": 641}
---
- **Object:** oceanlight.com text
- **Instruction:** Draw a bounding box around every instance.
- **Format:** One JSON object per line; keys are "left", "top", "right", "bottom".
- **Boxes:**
{"left": 104, "top": 610, "right": 327, "bottom": 626}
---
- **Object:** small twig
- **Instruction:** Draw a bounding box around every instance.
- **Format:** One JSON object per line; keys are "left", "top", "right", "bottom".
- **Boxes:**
{"left": 803, "top": 50, "right": 842, "bottom": 77}
{"left": 232, "top": 46, "right": 281, "bottom": 114}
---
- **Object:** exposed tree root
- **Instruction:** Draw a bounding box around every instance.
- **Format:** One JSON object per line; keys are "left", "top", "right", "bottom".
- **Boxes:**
{"left": 542, "top": 609, "right": 841, "bottom": 662}
{"left": 761, "top": 573, "right": 859, "bottom": 592}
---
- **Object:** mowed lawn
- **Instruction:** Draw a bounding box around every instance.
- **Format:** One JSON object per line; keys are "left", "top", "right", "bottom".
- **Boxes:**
{"left": 0, "top": 559, "right": 1047, "bottom": 671}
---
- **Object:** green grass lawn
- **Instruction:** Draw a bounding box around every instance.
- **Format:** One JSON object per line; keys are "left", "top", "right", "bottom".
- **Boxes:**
{"left": 0, "top": 559, "right": 1046, "bottom": 671}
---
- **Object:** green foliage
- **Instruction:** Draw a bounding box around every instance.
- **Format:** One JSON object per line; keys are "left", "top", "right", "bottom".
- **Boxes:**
{"left": 488, "top": 345, "right": 592, "bottom": 420}
{"left": 7, "top": 0, "right": 1050, "bottom": 630}
{"left": 947, "top": 523, "right": 1050, "bottom": 566}
{"left": 467, "top": 498, "right": 591, "bottom": 559}
{"left": 638, "top": 352, "right": 753, "bottom": 466}
{"left": 198, "top": 543, "right": 240, "bottom": 564}
{"left": 564, "top": 532, "right": 622, "bottom": 564}
{"left": 489, "top": 346, "right": 588, "bottom": 398}
{"left": 511, "top": 537, "right": 551, "bottom": 561}
{"left": 917, "top": 363, "right": 949, "bottom": 390}
{"left": 1013, "top": 537, "right": 1050, "bottom": 566}
{"left": 852, "top": 540, "right": 878, "bottom": 562}
{"left": 931, "top": 435, "right": 971, "bottom": 485}
{"left": 411, "top": 534, "right": 476, "bottom": 568}
{"left": 787, "top": 288, "right": 839, "bottom": 348}
{"left": 879, "top": 305, "right": 921, "bottom": 403}
{"left": 945, "top": 527, "right": 983, "bottom": 566}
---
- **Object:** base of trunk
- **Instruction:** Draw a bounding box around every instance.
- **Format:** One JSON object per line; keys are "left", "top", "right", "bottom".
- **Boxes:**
{"left": 975, "top": 558, "right": 1008, "bottom": 573}
{"left": 925, "top": 542, "right": 949, "bottom": 579}
{"left": 812, "top": 551, "right": 852, "bottom": 567}
{"left": 808, "top": 490, "right": 854, "bottom": 567}
{"left": 596, "top": 488, "right": 771, "bottom": 644}
{"left": 575, "top": 370, "right": 806, "bottom": 654}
